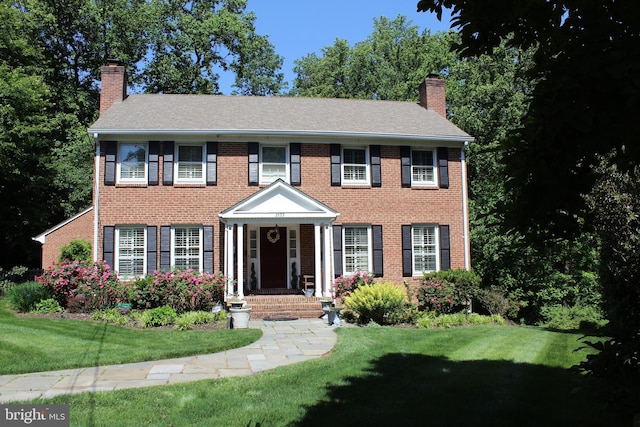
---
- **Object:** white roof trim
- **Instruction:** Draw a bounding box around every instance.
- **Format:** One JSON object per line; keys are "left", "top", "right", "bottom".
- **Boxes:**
{"left": 32, "top": 206, "right": 93, "bottom": 244}
{"left": 219, "top": 180, "right": 338, "bottom": 223}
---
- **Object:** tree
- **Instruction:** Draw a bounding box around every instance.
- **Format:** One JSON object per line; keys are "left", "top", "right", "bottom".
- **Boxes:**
{"left": 418, "top": 0, "right": 640, "bottom": 375}
{"left": 141, "top": 0, "right": 283, "bottom": 95}
{"left": 1, "top": 0, "right": 285, "bottom": 267}
{"left": 291, "top": 16, "right": 457, "bottom": 100}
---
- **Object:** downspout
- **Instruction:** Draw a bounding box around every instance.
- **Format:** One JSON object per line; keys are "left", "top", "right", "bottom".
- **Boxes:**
{"left": 93, "top": 133, "right": 100, "bottom": 262}
{"left": 460, "top": 142, "right": 471, "bottom": 270}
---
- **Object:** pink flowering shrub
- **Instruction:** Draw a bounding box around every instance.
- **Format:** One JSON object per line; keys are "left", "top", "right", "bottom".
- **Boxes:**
{"left": 332, "top": 271, "right": 375, "bottom": 303}
{"left": 417, "top": 270, "right": 480, "bottom": 315}
{"left": 128, "top": 270, "right": 226, "bottom": 313}
{"left": 37, "top": 260, "right": 123, "bottom": 310}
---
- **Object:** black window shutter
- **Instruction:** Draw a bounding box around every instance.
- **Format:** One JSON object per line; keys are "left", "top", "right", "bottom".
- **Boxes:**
{"left": 370, "top": 145, "right": 381, "bottom": 187}
{"left": 438, "top": 147, "right": 449, "bottom": 189}
{"left": 148, "top": 142, "right": 159, "bottom": 185}
{"left": 104, "top": 142, "right": 117, "bottom": 185}
{"left": 206, "top": 142, "right": 217, "bottom": 186}
{"left": 163, "top": 142, "right": 174, "bottom": 185}
{"left": 372, "top": 225, "right": 383, "bottom": 276}
{"left": 203, "top": 226, "right": 214, "bottom": 273}
{"left": 248, "top": 142, "right": 259, "bottom": 186}
{"left": 400, "top": 146, "right": 411, "bottom": 188}
{"left": 160, "top": 226, "right": 171, "bottom": 271}
{"left": 401, "top": 225, "right": 412, "bottom": 277}
{"left": 439, "top": 224, "right": 451, "bottom": 271}
{"left": 333, "top": 225, "right": 343, "bottom": 277}
{"left": 147, "top": 226, "right": 157, "bottom": 273}
{"left": 290, "top": 143, "right": 301, "bottom": 186}
{"left": 103, "top": 226, "right": 115, "bottom": 269}
{"left": 330, "top": 144, "right": 341, "bottom": 186}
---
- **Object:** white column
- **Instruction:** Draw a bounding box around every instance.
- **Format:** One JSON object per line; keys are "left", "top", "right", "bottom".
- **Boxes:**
{"left": 237, "top": 224, "right": 244, "bottom": 298}
{"left": 225, "top": 224, "right": 235, "bottom": 296}
{"left": 314, "top": 223, "right": 322, "bottom": 297}
{"left": 323, "top": 223, "right": 333, "bottom": 297}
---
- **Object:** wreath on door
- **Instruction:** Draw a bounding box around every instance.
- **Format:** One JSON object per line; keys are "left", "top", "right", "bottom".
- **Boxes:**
{"left": 267, "top": 227, "right": 280, "bottom": 243}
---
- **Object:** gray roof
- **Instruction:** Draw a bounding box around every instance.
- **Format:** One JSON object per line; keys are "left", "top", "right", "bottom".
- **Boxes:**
{"left": 89, "top": 94, "right": 472, "bottom": 142}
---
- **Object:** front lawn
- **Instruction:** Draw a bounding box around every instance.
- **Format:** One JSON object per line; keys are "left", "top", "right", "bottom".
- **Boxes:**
{"left": 0, "top": 301, "right": 261, "bottom": 375}
{"left": 37, "top": 325, "right": 636, "bottom": 426}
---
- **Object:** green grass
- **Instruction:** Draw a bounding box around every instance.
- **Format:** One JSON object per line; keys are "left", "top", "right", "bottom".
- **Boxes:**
{"left": 0, "top": 301, "right": 261, "bottom": 374}
{"left": 30, "top": 325, "right": 636, "bottom": 426}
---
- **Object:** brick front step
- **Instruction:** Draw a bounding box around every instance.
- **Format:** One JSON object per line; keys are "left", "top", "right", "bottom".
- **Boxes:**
{"left": 242, "top": 295, "right": 325, "bottom": 320}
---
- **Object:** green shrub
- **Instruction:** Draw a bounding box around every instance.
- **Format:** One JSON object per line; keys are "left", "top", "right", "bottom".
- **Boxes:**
{"left": 343, "top": 282, "right": 407, "bottom": 325}
{"left": 539, "top": 304, "right": 607, "bottom": 331}
{"left": 417, "top": 312, "right": 503, "bottom": 329}
{"left": 175, "top": 311, "right": 217, "bottom": 330}
{"left": 0, "top": 266, "right": 29, "bottom": 296}
{"left": 58, "top": 240, "right": 92, "bottom": 263}
{"left": 387, "top": 302, "right": 421, "bottom": 325}
{"left": 476, "top": 288, "right": 520, "bottom": 319}
{"left": 92, "top": 308, "right": 129, "bottom": 325}
{"left": 33, "top": 298, "right": 63, "bottom": 314}
{"left": 7, "top": 281, "right": 53, "bottom": 313}
{"left": 136, "top": 305, "right": 177, "bottom": 328}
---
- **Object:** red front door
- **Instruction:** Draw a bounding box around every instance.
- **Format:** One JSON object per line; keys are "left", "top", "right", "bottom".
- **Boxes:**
{"left": 260, "top": 227, "right": 287, "bottom": 288}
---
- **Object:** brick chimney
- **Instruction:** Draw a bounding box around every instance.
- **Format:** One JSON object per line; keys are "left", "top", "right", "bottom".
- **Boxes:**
{"left": 419, "top": 74, "right": 446, "bottom": 117}
{"left": 99, "top": 60, "right": 127, "bottom": 115}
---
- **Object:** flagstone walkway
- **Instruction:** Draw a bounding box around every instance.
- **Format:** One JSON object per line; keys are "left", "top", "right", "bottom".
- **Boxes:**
{"left": 0, "top": 318, "right": 339, "bottom": 403}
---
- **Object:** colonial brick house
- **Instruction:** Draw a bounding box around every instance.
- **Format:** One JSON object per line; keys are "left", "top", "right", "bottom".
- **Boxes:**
{"left": 36, "top": 61, "right": 472, "bottom": 304}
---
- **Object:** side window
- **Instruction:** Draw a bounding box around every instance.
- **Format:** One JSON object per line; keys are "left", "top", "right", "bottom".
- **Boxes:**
{"left": 342, "top": 147, "right": 369, "bottom": 185}
{"left": 343, "top": 226, "right": 371, "bottom": 274}
{"left": 412, "top": 225, "right": 438, "bottom": 274}
{"left": 118, "top": 143, "right": 147, "bottom": 183}
{"left": 116, "top": 226, "right": 146, "bottom": 278}
{"left": 411, "top": 150, "right": 436, "bottom": 185}
{"left": 175, "top": 144, "right": 205, "bottom": 183}
{"left": 260, "top": 145, "right": 288, "bottom": 184}
{"left": 172, "top": 226, "right": 202, "bottom": 272}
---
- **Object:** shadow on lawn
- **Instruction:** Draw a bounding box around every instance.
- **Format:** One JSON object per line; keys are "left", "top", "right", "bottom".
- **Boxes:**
{"left": 292, "top": 353, "right": 631, "bottom": 427}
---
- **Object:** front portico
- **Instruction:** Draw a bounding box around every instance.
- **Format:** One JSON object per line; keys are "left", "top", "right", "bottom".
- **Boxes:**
{"left": 219, "top": 180, "right": 339, "bottom": 299}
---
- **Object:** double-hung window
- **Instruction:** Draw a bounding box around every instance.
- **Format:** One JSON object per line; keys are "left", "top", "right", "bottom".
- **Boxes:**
{"left": 343, "top": 226, "right": 371, "bottom": 274}
{"left": 175, "top": 144, "right": 205, "bottom": 183}
{"left": 260, "top": 145, "right": 288, "bottom": 184}
{"left": 116, "top": 226, "right": 146, "bottom": 278}
{"left": 411, "top": 150, "right": 436, "bottom": 185}
{"left": 118, "top": 143, "right": 147, "bottom": 183}
{"left": 173, "top": 227, "right": 202, "bottom": 271}
{"left": 412, "top": 225, "right": 438, "bottom": 274}
{"left": 342, "top": 147, "right": 369, "bottom": 185}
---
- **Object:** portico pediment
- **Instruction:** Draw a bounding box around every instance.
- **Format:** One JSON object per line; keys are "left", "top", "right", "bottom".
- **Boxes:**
{"left": 219, "top": 179, "right": 338, "bottom": 223}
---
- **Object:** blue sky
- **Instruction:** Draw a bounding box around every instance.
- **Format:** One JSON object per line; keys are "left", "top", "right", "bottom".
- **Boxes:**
{"left": 219, "top": 0, "right": 453, "bottom": 93}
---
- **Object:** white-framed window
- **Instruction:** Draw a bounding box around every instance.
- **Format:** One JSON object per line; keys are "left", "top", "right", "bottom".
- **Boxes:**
{"left": 412, "top": 225, "right": 438, "bottom": 274}
{"left": 172, "top": 226, "right": 202, "bottom": 271}
{"left": 118, "top": 143, "right": 147, "bottom": 183}
{"left": 412, "top": 150, "right": 436, "bottom": 185}
{"left": 175, "top": 144, "right": 205, "bottom": 183}
{"left": 343, "top": 226, "right": 371, "bottom": 274}
{"left": 342, "top": 147, "right": 369, "bottom": 185}
{"left": 116, "top": 226, "right": 146, "bottom": 278}
{"left": 260, "top": 145, "right": 288, "bottom": 184}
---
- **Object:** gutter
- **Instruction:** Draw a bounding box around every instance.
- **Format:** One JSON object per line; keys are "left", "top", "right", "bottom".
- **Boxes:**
{"left": 461, "top": 142, "right": 471, "bottom": 270}
{"left": 93, "top": 133, "right": 100, "bottom": 262}
{"left": 87, "top": 128, "right": 474, "bottom": 144}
